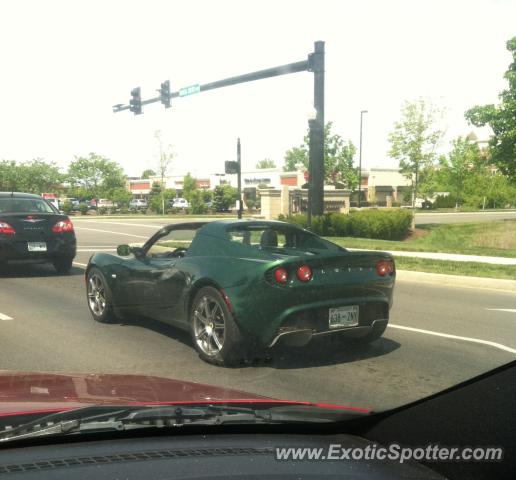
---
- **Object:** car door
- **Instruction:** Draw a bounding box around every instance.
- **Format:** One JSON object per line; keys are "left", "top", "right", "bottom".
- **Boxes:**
{"left": 127, "top": 227, "right": 198, "bottom": 324}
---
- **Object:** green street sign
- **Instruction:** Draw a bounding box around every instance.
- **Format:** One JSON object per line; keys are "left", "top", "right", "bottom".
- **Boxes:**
{"left": 179, "top": 84, "right": 201, "bottom": 97}
{"left": 225, "top": 161, "right": 239, "bottom": 174}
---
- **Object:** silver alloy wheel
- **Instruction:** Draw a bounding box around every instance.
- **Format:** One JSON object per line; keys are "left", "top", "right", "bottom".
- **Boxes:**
{"left": 193, "top": 295, "right": 226, "bottom": 356}
{"left": 87, "top": 273, "right": 107, "bottom": 316}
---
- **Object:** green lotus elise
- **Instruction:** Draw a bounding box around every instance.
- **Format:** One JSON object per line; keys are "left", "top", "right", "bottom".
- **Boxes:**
{"left": 85, "top": 220, "right": 395, "bottom": 366}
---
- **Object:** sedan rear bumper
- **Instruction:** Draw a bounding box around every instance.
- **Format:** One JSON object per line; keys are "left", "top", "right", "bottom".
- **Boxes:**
{"left": 0, "top": 237, "right": 76, "bottom": 262}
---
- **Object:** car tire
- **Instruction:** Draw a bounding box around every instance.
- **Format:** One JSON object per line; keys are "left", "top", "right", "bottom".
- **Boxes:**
{"left": 190, "top": 286, "right": 246, "bottom": 367}
{"left": 86, "top": 267, "right": 117, "bottom": 323}
{"left": 53, "top": 257, "right": 74, "bottom": 274}
{"left": 354, "top": 321, "right": 388, "bottom": 345}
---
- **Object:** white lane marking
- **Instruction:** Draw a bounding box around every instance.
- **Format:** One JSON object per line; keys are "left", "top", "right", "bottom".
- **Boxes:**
{"left": 76, "top": 249, "right": 117, "bottom": 252}
{"left": 0, "top": 313, "right": 14, "bottom": 321}
{"left": 74, "top": 221, "right": 165, "bottom": 229}
{"left": 74, "top": 227, "right": 148, "bottom": 239}
{"left": 486, "top": 308, "right": 516, "bottom": 313}
{"left": 73, "top": 262, "right": 88, "bottom": 268}
{"left": 77, "top": 245, "right": 120, "bottom": 248}
{"left": 388, "top": 324, "right": 516, "bottom": 355}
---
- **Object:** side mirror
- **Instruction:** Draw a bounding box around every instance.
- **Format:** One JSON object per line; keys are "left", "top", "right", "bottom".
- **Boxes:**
{"left": 117, "top": 244, "right": 131, "bottom": 256}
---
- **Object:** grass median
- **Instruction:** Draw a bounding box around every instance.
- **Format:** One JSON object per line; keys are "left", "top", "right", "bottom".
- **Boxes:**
{"left": 326, "top": 220, "right": 516, "bottom": 258}
{"left": 394, "top": 257, "right": 516, "bottom": 280}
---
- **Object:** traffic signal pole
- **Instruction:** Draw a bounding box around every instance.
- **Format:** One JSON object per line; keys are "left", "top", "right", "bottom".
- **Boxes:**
{"left": 237, "top": 138, "right": 242, "bottom": 220}
{"left": 114, "top": 41, "right": 326, "bottom": 221}
{"left": 310, "top": 41, "right": 325, "bottom": 218}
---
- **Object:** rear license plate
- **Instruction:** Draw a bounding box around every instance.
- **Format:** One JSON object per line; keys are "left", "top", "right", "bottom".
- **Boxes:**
{"left": 329, "top": 305, "right": 359, "bottom": 329}
{"left": 27, "top": 242, "right": 47, "bottom": 252}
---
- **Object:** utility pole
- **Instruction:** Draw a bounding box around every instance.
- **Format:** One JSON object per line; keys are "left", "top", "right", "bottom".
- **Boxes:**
{"left": 237, "top": 138, "right": 242, "bottom": 220}
{"left": 358, "top": 110, "right": 368, "bottom": 208}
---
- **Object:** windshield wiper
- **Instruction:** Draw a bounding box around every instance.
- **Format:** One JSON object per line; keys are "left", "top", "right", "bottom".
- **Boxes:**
{"left": 0, "top": 404, "right": 363, "bottom": 444}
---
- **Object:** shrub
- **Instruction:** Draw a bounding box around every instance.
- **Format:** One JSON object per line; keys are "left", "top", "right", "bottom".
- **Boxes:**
{"left": 98, "top": 206, "right": 108, "bottom": 215}
{"left": 278, "top": 209, "right": 412, "bottom": 240}
{"left": 433, "top": 194, "right": 456, "bottom": 209}
{"left": 78, "top": 204, "right": 89, "bottom": 215}
{"left": 62, "top": 202, "right": 73, "bottom": 215}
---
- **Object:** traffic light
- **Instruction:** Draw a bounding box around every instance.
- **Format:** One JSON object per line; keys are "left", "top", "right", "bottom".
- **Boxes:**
{"left": 159, "top": 80, "right": 171, "bottom": 108}
{"left": 129, "top": 87, "right": 142, "bottom": 115}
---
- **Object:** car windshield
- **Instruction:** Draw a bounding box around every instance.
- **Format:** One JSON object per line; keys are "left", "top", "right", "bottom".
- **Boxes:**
{"left": 0, "top": 0, "right": 515, "bottom": 453}
{"left": 0, "top": 198, "right": 56, "bottom": 214}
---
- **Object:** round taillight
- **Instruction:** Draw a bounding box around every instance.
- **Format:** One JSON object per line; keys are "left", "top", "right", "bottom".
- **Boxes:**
{"left": 376, "top": 260, "right": 394, "bottom": 276}
{"left": 52, "top": 219, "right": 74, "bottom": 233}
{"left": 0, "top": 222, "right": 15, "bottom": 235}
{"left": 274, "top": 267, "right": 288, "bottom": 284}
{"left": 296, "top": 265, "right": 312, "bottom": 282}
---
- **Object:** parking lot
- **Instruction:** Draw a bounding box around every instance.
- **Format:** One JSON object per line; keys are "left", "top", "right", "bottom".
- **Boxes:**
{"left": 1, "top": 217, "right": 515, "bottom": 411}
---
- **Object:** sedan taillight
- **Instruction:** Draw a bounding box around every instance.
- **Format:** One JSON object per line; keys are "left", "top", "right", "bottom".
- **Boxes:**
{"left": 52, "top": 218, "right": 74, "bottom": 233}
{"left": 0, "top": 222, "right": 15, "bottom": 235}
{"left": 376, "top": 259, "right": 394, "bottom": 276}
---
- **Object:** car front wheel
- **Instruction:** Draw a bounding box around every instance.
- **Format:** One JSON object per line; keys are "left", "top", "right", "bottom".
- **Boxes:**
{"left": 86, "top": 267, "right": 117, "bottom": 323}
{"left": 190, "top": 287, "right": 245, "bottom": 367}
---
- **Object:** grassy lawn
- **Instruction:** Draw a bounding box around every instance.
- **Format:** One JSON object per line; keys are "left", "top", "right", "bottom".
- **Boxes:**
{"left": 326, "top": 220, "right": 516, "bottom": 258}
{"left": 395, "top": 257, "right": 516, "bottom": 280}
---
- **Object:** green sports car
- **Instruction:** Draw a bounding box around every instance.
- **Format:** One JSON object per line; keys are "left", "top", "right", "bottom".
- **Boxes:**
{"left": 85, "top": 220, "right": 395, "bottom": 366}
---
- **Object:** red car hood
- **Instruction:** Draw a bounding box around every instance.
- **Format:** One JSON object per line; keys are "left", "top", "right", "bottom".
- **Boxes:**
{"left": 0, "top": 371, "right": 369, "bottom": 417}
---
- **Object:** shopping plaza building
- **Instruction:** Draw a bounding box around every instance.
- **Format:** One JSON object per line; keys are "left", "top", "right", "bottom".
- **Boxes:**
{"left": 126, "top": 166, "right": 412, "bottom": 206}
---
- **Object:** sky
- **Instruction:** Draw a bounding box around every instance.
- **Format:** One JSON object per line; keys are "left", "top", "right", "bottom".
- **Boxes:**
{"left": 0, "top": 0, "right": 514, "bottom": 177}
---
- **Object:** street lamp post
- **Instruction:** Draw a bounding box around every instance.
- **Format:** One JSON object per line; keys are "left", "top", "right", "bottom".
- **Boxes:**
{"left": 358, "top": 110, "right": 368, "bottom": 208}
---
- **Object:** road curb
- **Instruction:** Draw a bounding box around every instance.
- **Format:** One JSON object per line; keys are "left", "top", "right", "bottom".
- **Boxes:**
{"left": 396, "top": 270, "right": 516, "bottom": 293}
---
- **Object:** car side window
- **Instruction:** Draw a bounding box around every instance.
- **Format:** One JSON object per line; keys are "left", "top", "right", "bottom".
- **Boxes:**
{"left": 147, "top": 229, "right": 197, "bottom": 258}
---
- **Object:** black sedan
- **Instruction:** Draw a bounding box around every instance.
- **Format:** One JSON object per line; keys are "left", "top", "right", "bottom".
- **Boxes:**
{"left": 0, "top": 192, "right": 77, "bottom": 273}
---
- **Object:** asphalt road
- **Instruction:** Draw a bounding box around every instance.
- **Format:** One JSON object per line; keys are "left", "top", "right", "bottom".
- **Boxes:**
{"left": 1, "top": 217, "right": 515, "bottom": 412}
{"left": 415, "top": 210, "right": 516, "bottom": 225}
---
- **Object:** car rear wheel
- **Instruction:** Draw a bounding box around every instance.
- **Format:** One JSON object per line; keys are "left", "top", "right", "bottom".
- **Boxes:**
{"left": 86, "top": 268, "right": 116, "bottom": 323}
{"left": 190, "top": 287, "right": 245, "bottom": 367}
{"left": 53, "top": 257, "right": 73, "bottom": 274}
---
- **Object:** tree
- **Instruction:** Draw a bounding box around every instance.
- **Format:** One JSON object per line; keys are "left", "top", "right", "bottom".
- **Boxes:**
{"left": 141, "top": 169, "right": 156, "bottom": 179}
{"left": 0, "top": 159, "right": 62, "bottom": 193}
{"left": 202, "top": 189, "right": 213, "bottom": 203}
{"left": 438, "top": 137, "right": 480, "bottom": 209}
{"left": 109, "top": 187, "right": 132, "bottom": 208}
{"left": 188, "top": 190, "right": 207, "bottom": 214}
{"left": 149, "top": 185, "right": 176, "bottom": 213}
{"left": 182, "top": 173, "right": 197, "bottom": 202}
{"left": 283, "top": 147, "right": 306, "bottom": 172}
{"left": 67, "top": 153, "right": 125, "bottom": 199}
{"left": 212, "top": 185, "right": 238, "bottom": 212}
{"left": 256, "top": 159, "right": 276, "bottom": 169}
{"left": 282, "top": 122, "right": 358, "bottom": 189}
{"left": 154, "top": 131, "right": 174, "bottom": 214}
{"left": 388, "top": 99, "right": 443, "bottom": 228}
{"left": 465, "top": 37, "right": 516, "bottom": 180}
